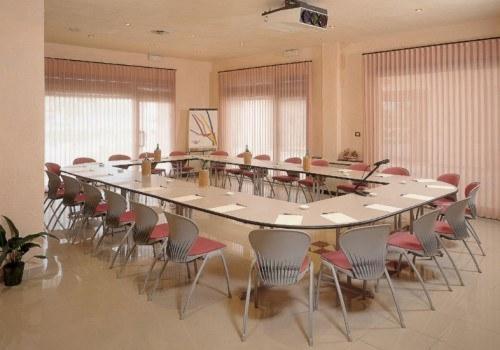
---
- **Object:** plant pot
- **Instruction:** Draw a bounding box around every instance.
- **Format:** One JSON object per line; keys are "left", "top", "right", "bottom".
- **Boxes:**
{"left": 3, "top": 261, "right": 25, "bottom": 286}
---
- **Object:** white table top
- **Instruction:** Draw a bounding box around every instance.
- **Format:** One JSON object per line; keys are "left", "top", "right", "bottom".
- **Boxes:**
{"left": 61, "top": 163, "right": 457, "bottom": 230}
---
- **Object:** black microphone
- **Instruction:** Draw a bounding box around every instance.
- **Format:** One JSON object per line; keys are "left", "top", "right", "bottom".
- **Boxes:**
{"left": 373, "top": 159, "right": 390, "bottom": 167}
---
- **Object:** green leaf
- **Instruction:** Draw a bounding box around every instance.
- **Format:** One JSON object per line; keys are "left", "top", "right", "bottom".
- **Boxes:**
{"left": 0, "top": 250, "right": 9, "bottom": 266}
{"left": 0, "top": 226, "right": 7, "bottom": 247}
{"left": 1, "top": 216, "right": 19, "bottom": 238}
{"left": 20, "top": 242, "right": 41, "bottom": 254}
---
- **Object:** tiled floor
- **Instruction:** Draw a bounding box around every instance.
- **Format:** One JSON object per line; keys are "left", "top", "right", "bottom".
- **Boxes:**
{"left": 1, "top": 207, "right": 499, "bottom": 350}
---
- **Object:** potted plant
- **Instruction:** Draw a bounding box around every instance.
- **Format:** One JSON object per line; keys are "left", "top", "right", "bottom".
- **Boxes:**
{"left": 341, "top": 148, "right": 351, "bottom": 160}
{"left": 349, "top": 150, "right": 359, "bottom": 161}
{"left": 0, "top": 216, "right": 58, "bottom": 286}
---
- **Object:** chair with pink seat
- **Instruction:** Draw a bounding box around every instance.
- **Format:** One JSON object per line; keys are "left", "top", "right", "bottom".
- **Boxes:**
{"left": 434, "top": 198, "right": 482, "bottom": 276}
{"left": 242, "top": 154, "right": 272, "bottom": 195}
{"left": 209, "top": 150, "right": 229, "bottom": 187}
{"left": 315, "top": 224, "right": 405, "bottom": 342}
{"left": 145, "top": 212, "right": 231, "bottom": 320}
{"left": 73, "top": 157, "right": 96, "bottom": 165}
{"left": 53, "top": 175, "right": 86, "bottom": 232}
{"left": 168, "top": 151, "right": 194, "bottom": 180}
{"left": 71, "top": 182, "right": 108, "bottom": 244}
{"left": 109, "top": 201, "right": 170, "bottom": 273}
{"left": 108, "top": 154, "right": 131, "bottom": 161}
{"left": 242, "top": 229, "right": 314, "bottom": 346}
{"left": 296, "top": 158, "right": 330, "bottom": 202}
{"left": 387, "top": 209, "right": 455, "bottom": 291}
{"left": 44, "top": 170, "right": 65, "bottom": 231}
{"left": 431, "top": 173, "right": 460, "bottom": 206}
{"left": 336, "top": 163, "right": 371, "bottom": 196}
{"left": 382, "top": 166, "right": 410, "bottom": 176}
{"left": 93, "top": 189, "right": 136, "bottom": 255}
{"left": 45, "top": 162, "right": 62, "bottom": 176}
{"left": 224, "top": 152, "right": 246, "bottom": 190}
{"left": 270, "top": 157, "right": 302, "bottom": 201}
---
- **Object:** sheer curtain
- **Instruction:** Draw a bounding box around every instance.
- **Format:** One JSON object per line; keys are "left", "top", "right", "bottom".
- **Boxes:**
{"left": 364, "top": 38, "right": 499, "bottom": 218}
{"left": 218, "top": 61, "right": 312, "bottom": 161}
{"left": 45, "top": 58, "right": 175, "bottom": 166}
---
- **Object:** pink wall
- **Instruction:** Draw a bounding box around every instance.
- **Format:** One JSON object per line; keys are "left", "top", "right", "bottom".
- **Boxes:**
{"left": 0, "top": 0, "right": 45, "bottom": 232}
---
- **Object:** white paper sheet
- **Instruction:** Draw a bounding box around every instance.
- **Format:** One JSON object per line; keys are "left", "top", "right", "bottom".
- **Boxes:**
{"left": 401, "top": 193, "right": 434, "bottom": 201}
{"left": 210, "top": 204, "right": 246, "bottom": 213}
{"left": 172, "top": 194, "right": 203, "bottom": 202}
{"left": 275, "top": 214, "right": 303, "bottom": 225}
{"left": 374, "top": 173, "right": 393, "bottom": 178}
{"left": 321, "top": 212, "right": 357, "bottom": 224}
{"left": 426, "top": 185, "right": 456, "bottom": 190}
{"left": 365, "top": 203, "right": 402, "bottom": 213}
{"left": 414, "top": 178, "right": 436, "bottom": 183}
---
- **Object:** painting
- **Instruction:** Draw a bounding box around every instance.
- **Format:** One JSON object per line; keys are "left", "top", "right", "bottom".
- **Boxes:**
{"left": 188, "top": 109, "right": 218, "bottom": 151}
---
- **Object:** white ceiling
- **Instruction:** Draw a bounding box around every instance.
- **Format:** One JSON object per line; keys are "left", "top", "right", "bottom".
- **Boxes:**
{"left": 44, "top": 0, "right": 500, "bottom": 60}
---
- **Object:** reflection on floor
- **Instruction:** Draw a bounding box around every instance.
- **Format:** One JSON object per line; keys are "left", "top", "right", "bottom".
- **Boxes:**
{"left": 1, "top": 208, "right": 499, "bottom": 350}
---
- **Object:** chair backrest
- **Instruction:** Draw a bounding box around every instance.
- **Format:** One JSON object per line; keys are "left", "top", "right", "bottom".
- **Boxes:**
{"left": 164, "top": 212, "right": 199, "bottom": 262}
{"left": 442, "top": 199, "right": 469, "bottom": 240}
{"left": 138, "top": 152, "right": 154, "bottom": 159}
{"left": 437, "top": 173, "right": 460, "bottom": 187}
{"left": 211, "top": 150, "right": 228, "bottom": 156}
{"left": 382, "top": 167, "right": 410, "bottom": 176}
{"left": 412, "top": 210, "right": 441, "bottom": 256}
{"left": 73, "top": 157, "right": 96, "bottom": 165}
{"left": 348, "top": 162, "right": 370, "bottom": 171}
{"left": 169, "top": 151, "right": 188, "bottom": 156}
{"left": 108, "top": 154, "right": 131, "bottom": 161}
{"left": 103, "top": 189, "right": 127, "bottom": 227}
{"left": 130, "top": 202, "right": 159, "bottom": 243}
{"left": 285, "top": 157, "right": 302, "bottom": 177}
{"left": 60, "top": 175, "right": 81, "bottom": 205}
{"left": 45, "top": 162, "right": 61, "bottom": 175}
{"left": 81, "top": 183, "right": 103, "bottom": 216}
{"left": 340, "top": 224, "right": 390, "bottom": 280}
{"left": 254, "top": 154, "right": 271, "bottom": 161}
{"left": 312, "top": 159, "right": 329, "bottom": 167}
{"left": 465, "top": 182, "right": 480, "bottom": 218}
{"left": 249, "top": 229, "right": 310, "bottom": 286}
{"left": 45, "top": 170, "right": 62, "bottom": 199}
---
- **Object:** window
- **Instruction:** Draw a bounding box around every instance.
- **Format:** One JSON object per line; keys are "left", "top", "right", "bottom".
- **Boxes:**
{"left": 218, "top": 61, "right": 311, "bottom": 161}
{"left": 364, "top": 38, "right": 500, "bottom": 218}
{"left": 44, "top": 58, "right": 175, "bottom": 166}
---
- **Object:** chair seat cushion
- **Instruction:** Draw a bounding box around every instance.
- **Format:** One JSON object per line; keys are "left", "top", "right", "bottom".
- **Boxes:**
{"left": 300, "top": 255, "right": 311, "bottom": 273}
{"left": 152, "top": 168, "right": 165, "bottom": 175}
{"left": 150, "top": 223, "right": 170, "bottom": 240}
{"left": 432, "top": 198, "right": 454, "bottom": 207}
{"left": 298, "top": 178, "right": 313, "bottom": 187}
{"left": 95, "top": 202, "right": 108, "bottom": 214}
{"left": 119, "top": 210, "right": 135, "bottom": 223}
{"left": 226, "top": 168, "right": 242, "bottom": 175}
{"left": 56, "top": 188, "right": 65, "bottom": 198}
{"left": 75, "top": 193, "right": 86, "bottom": 203}
{"left": 388, "top": 231, "right": 423, "bottom": 251}
{"left": 434, "top": 221, "right": 454, "bottom": 235}
{"left": 273, "top": 175, "right": 298, "bottom": 183}
{"left": 321, "top": 250, "right": 352, "bottom": 270}
{"left": 188, "top": 236, "right": 225, "bottom": 256}
{"left": 337, "top": 183, "right": 366, "bottom": 193}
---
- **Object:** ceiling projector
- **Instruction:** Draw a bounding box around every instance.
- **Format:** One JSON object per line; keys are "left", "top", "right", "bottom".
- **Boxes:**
{"left": 262, "top": 0, "right": 328, "bottom": 31}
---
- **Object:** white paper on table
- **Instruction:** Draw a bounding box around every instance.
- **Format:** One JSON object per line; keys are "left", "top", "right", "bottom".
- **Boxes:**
{"left": 140, "top": 186, "right": 165, "bottom": 193}
{"left": 275, "top": 214, "right": 303, "bottom": 225}
{"left": 414, "top": 178, "right": 436, "bottom": 183}
{"left": 321, "top": 212, "right": 357, "bottom": 224}
{"left": 426, "top": 185, "right": 456, "bottom": 190}
{"left": 374, "top": 173, "right": 393, "bottom": 178}
{"left": 365, "top": 203, "right": 402, "bottom": 213}
{"left": 210, "top": 204, "right": 246, "bottom": 213}
{"left": 172, "top": 194, "right": 203, "bottom": 202}
{"left": 401, "top": 193, "right": 434, "bottom": 201}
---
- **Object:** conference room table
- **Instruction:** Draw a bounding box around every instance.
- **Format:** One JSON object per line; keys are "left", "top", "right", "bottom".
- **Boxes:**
{"left": 61, "top": 159, "right": 457, "bottom": 248}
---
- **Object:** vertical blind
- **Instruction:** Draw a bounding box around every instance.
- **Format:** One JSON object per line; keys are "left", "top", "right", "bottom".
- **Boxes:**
{"left": 218, "top": 61, "right": 312, "bottom": 161}
{"left": 363, "top": 38, "right": 500, "bottom": 218}
{"left": 45, "top": 58, "right": 176, "bottom": 166}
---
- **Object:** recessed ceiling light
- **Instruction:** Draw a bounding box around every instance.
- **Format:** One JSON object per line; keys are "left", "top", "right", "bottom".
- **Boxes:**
{"left": 415, "top": 8, "right": 423, "bottom": 13}
{"left": 125, "top": 23, "right": 131, "bottom": 27}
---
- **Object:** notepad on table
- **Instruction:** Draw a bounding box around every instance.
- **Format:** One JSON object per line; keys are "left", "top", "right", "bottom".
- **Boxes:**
{"left": 172, "top": 194, "right": 203, "bottom": 202}
{"left": 321, "top": 212, "right": 357, "bottom": 224}
{"left": 401, "top": 193, "right": 434, "bottom": 201}
{"left": 210, "top": 204, "right": 246, "bottom": 213}
{"left": 275, "top": 214, "right": 303, "bottom": 225}
{"left": 365, "top": 203, "right": 402, "bottom": 213}
{"left": 426, "top": 185, "right": 456, "bottom": 190}
{"left": 414, "top": 178, "right": 436, "bottom": 183}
